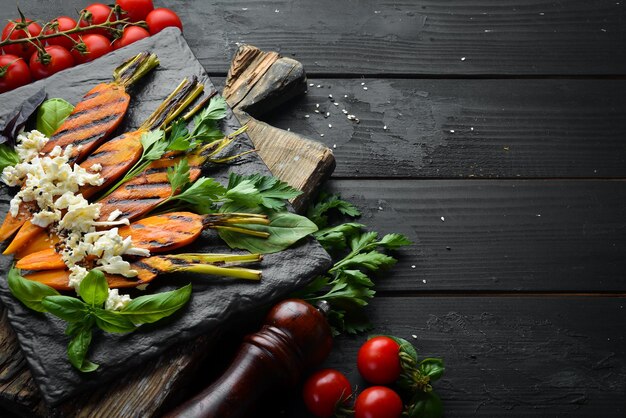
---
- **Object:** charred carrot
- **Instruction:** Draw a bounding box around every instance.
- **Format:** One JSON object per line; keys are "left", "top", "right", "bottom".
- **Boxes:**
{"left": 24, "top": 253, "right": 262, "bottom": 291}
{"left": 0, "top": 52, "right": 159, "bottom": 242}
{"left": 16, "top": 212, "right": 269, "bottom": 270}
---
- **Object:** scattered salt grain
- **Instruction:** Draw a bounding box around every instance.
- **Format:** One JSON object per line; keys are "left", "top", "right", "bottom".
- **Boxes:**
{"left": 470, "top": 127, "right": 474, "bottom": 131}
{"left": 333, "top": 144, "right": 336, "bottom": 148}
{"left": 378, "top": 206, "right": 383, "bottom": 211}
{"left": 304, "top": 114, "right": 310, "bottom": 118}
{"left": 461, "top": 57, "right": 466, "bottom": 61}
{"left": 342, "top": 109, "right": 348, "bottom": 114}
{"left": 317, "top": 84, "right": 322, "bottom": 88}
{"left": 411, "top": 265, "right": 416, "bottom": 269}
{"left": 440, "top": 216, "right": 445, "bottom": 222}
{"left": 328, "top": 124, "right": 332, "bottom": 128}
{"left": 326, "top": 112, "right": 330, "bottom": 117}
{"left": 383, "top": 125, "right": 387, "bottom": 130}
{"left": 328, "top": 94, "right": 333, "bottom": 99}
{"left": 320, "top": 134, "right": 325, "bottom": 137}
{"left": 314, "top": 110, "right": 320, "bottom": 113}
{"left": 422, "top": 279, "right": 427, "bottom": 284}
{"left": 316, "top": 103, "right": 320, "bottom": 108}
{"left": 412, "top": 335, "right": 418, "bottom": 339}
{"left": 449, "top": 129, "right": 455, "bottom": 133}
{"left": 333, "top": 102, "right": 339, "bottom": 106}
{"left": 363, "top": 86, "right": 368, "bottom": 90}
{"left": 309, "top": 83, "right": 314, "bottom": 87}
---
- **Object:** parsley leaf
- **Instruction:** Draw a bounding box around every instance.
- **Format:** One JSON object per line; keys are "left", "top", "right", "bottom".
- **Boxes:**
{"left": 166, "top": 177, "right": 226, "bottom": 213}
{"left": 307, "top": 192, "right": 361, "bottom": 228}
{"left": 222, "top": 173, "right": 301, "bottom": 212}
{"left": 167, "top": 158, "right": 191, "bottom": 196}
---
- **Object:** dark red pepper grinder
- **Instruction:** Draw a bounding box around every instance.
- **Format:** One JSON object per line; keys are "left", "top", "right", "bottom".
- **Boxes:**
{"left": 164, "top": 298, "right": 333, "bottom": 418}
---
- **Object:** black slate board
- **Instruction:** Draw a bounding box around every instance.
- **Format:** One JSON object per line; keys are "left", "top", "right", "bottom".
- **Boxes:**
{"left": 0, "top": 28, "right": 331, "bottom": 405}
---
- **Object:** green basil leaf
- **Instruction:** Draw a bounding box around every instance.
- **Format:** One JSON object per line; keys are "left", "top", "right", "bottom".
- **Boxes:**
{"left": 119, "top": 284, "right": 191, "bottom": 325}
{"left": 92, "top": 308, "right": 137, "bottom": 333}
{"left": 41, "top": 295, "right": 88, "bottom": 322}
{"left": 67, "top": 326, "right": 99, "bottom": 373}
{"left": 7, "top": 266, "right": 59, "bottom": 313}
{"left": 419, "top": 358, "right": 445, "bottom": 381}
{"left": 0, "top": 143, "right": 19, "bottom": 171}
{"left": 408, "top": 391, "right": 443, "bottom": 418}
{"left": 36, "top": 98, "right": 74, "bottom": 137}
{"left": 79, "top": 270, "right": 108, "bottom": 308}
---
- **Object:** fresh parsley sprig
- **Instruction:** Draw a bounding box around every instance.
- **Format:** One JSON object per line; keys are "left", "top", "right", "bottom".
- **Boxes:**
{"left": 8, "top": 266, "right": 191, "bottom": 372}
{"left": 293, "top": 194, "right": 411, "bottom": 335}
{"left": 167, "top": 95, "right": 228, "bottom": 151}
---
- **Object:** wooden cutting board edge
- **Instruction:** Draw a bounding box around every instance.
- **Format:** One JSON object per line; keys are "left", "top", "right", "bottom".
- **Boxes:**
{"left": 0, "top": 44, "right": 335, "bottom": 417}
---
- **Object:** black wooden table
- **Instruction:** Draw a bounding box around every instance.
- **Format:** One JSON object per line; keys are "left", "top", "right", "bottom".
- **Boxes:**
{"left": 2, "top": 1, "right": 626, "bottom": 416}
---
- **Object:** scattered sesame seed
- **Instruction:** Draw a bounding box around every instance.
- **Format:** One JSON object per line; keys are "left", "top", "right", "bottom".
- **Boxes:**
{"left": 470, "top": 127, "right": 474, "bottom": 131}
{"left": 378, "top": 206, "right": 383, "bottom": 211}
{"left": 333, "top": 144, "right": 336, "bottom": 148}
{"left": 601, "top": 28, "right": 607, "bottom": 32}
{"left": 316, "top": 84, "right": 322, "bottom": 88}
{"left": 320, "top": 134, "right": 324, "bottom": 137}
{"left": 275, "top": 9, "right": 279, "bottom": 12}
{"left": 539, "top": 12, "right": 544, "bottom": 15}
{"left": 326, "top": 112, "right": 330, "bottom": 117}
{"left": 536, "top": 214, "right": 541, "bottom": 217}
{"left": 309, "top": 83, "right": 314, "bottom": 87}
{"left": 461, "top": 57, "right": 466, "bottom": 61}
{"left": 344, "top": 94, "right": 348, "bottom": 98}
{"left": 383, "top": 125, "right": 387, "bottom": 130}
{"left": 411, "top": 265, "right": 416, "bottom": 269}
{"left": 440, "top": 216, "right": 445, "bottom": 222}
{"left": 347, "top": 114, "right": 356, "bottom": 120}
{"left": 334, "top": 102, "right": 339, "bottom": 106}
{"left": 304, "top": 114, "right": 310, "bottom": 118}
{"left": 328, "top": 124, "right": 332, "bottom": 128}
{"left": 450, "top": 129, "right": 455, "bottom": 133}
{"left": 361, "top": 82, "right": 366, "bottom": 86}
{"left": 412, "top": 335, "right": 418, "bottom": 339}
{"left": 314, "top": 110, "right": 320, "bottom": 113}
{"left": 484, "top": 29, "right": 492, "bottom": 32}
{"left": 363, "top": 87, "right": 368, "bottom": 90}
{"left": 342, "top": 109, "right": 348, "bottom": 114}
{"left": 287, "top": 128, "right": 291, "bottom": 132}
{"left": 241, "top": 7, "right": 248, "bottom": 10}
{"left": 422, "top": 279, "right": 427, "bottom": 284}
{"left": 328, "top": 94, "right": 333, "bottom": 99}
{"left": 316, "top": 103, "right": 320, "bottom": 108}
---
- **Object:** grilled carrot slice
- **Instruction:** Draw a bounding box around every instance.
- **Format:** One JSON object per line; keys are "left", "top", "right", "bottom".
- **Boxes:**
{"left": 41, "top": 52, "right": 160, "bottom": 164}
{"left": 16, "top": 212, "right": 269, "bottom": 270}
{"left": 0, "top": 52, "right": 159, "bottom": 242}
{"left": 24, "top": 253, "right": 262, "bottom": 290}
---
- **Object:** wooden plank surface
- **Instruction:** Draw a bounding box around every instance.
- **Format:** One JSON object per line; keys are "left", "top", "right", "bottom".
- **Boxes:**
{"left": 270, "top": 296, "right": 626, "bottom": 417}
{"left": 1, "top": 1, "right": 625, "bottom": 76}
{"left": 262, "top": 78, "right": 626, "bottom": 178}
{"left": 321, "top": 179, "right": 626, "bottom": 293}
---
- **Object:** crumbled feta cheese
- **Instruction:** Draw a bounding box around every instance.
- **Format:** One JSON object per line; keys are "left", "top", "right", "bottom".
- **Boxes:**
{"left": 15, "top": 130, "right": 48, "bottom": 162}
{"left": 90, "top": 163, "right": 102, "bottom": 172}
{"left": 105, "top": 289, "right": 132, "bottom": 311}
{"left": 107, "top": 209, "right": 123, "bottom": 222}
{"left": 68, "top": 265, "right": 89, "bottom": 289}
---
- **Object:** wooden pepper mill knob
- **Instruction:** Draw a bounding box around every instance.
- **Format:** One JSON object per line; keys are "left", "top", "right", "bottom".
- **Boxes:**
{"left": 165, "top": 298, "right": 333, "bottom": 418}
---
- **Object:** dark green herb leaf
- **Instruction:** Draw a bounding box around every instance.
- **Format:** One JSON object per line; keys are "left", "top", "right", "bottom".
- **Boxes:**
{"left": 419, "top": 358, "right": 445, "bottom": 381}
{"left": 223, "top": 173, "right": 301, "bottom": 212}
{"left": 196, "top": 95, "right": 227, "bottom": 121}
{"left": 140, "top": 129, "right": 168, "bottom": 161}
{"left": 313, "top": 222, "right": 365, "bottom": 252}
{"left": 67, "top": 325, "right": 99, "bottom": 373}
{"left": 218, "top": 211, "right": 318, "bottom": 254}
{"left": 79, "top": 270, "right": 108, "bottom": 308}
{"left": 41, "top": 295, "right": 88, "bottom": 322}
{"left": 407, "top": 391, "right": 443, "bottom": 418}
{"left": 379, "top": 233, "right": 413, "bottom": 250}
{"left": 333, "top": 250, "right": 397, "bottom": 272}
{"left": 0, "top": 144, "right": 19, "bottom": 171}
{"left": 36, "top": 98, "right": 74, "bottom": 137}
{"left": 119, "top": 284, "right": 192, "bottom": 324}
{"left": 7, "top": 266, "right": 59, "bottom": 313}
{"left": 167, "top": 158, "right": 191, "bottom": 195}
{"left": 166, "top": 119, "right": 191, "bottom": 151}
{"left": 378, "top": 335, "right": 418, "bottom": 364}
{"left": 169, "top": 176, "right": 226, "bottom": 208}
{"left": 307, "top": 193, "right": 361, "bottom": 228}
{"left": 93, "top": 308, "right": 137, "bottom": 333}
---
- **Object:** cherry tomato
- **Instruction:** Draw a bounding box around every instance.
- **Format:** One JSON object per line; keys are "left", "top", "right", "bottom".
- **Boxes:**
{"left": 302, "top": 369, "right": 352, "bottom": 418}
{"left": 354, "top": 386, "right": 403, "bottom": 418}
{"left": 79, "top": 3, "right": 114, "bottom": 38}
{"left": 29, "top": 45, "right": 75, "bottom": 80}
{"left": 72, "top": 34, "right": 112, "bottom": 64}
{"left": 145, "top": 8, "right": 183, "bottom": 35}
{"left": 116, "top": 0, "right": 154, "bottom": 22}
{"left": 44, "top": 16, "right": 79, "bottom": 51}
{"left": 112, "top": 25, "right": 150, "bottom": 49}
{"left": 1, "top": 19, "right": 43, "bottom": 59}
{"left": 357, "top": 336, "right": 401, "bottom": 384}
{"left": 0, "top": 54, "right": 31, "bottom": 93}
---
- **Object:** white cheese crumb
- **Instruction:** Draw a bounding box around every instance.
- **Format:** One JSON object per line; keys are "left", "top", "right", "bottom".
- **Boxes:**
{"left": 15, "top": 130, "right": 48, "bottom": 162}
{"left": 90, "top": 163, "right": 102, "bottom": 172}
{"left": 105, "top": 289, "right": 132, "bottom": 311}
{"left": 107, "top": 209, "right": 123, "bottom": 222}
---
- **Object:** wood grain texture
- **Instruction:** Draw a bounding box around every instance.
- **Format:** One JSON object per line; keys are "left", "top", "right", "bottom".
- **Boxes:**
{"left": 275, "top": 296, "right": 626, "bottom": 417}
{"left": 322, "top": 179, "right": 626, "bottom": 292}
{"left": 2, "top": 0, "right": 624, "bottom": 76}
{"left": 263, "top": 78, "right": 626, "bottom": 178}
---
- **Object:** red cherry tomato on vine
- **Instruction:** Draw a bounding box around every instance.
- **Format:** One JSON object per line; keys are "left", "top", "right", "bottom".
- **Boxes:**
{"left": 72, "top": 34, "right": 112, "bottom": 64}
{"left": 1, "top": 19, "right": 43, "bottom": 59}
{"left": 146, "top": 8, "right": 183, "bottom": 35}
{"left": 112, "top": 26, "right": 150, "bottom": 49}
{"left": 44, "top": 16, "right": 79, "bottom": 51}
{"left": 0, "top": 54, "right": 31, "bottom": 93}
{"left": 357, "top": 336, "right": 402, "bottom": 384}
{"left": 29, "top": 45, "right": 75, "bottom": 80}
{"left": 354, "top": 386, "right": 403, "bottom": 418}
{"left": 302, "top": 369, "right": 352, "bottom": 418}
{"left": 79, "top": 3, "right": 114, "bottom": 38}
{"left": 116, "top": 0, "right": 154, "bottom": 22}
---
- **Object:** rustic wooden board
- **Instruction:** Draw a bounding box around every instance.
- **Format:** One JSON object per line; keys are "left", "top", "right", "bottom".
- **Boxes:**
{"left": 320, "top": 179, "right": 626, "bottom": 293}
{"left": 262, "top": 78, "right": 626, "bottom": 178}
{"left": 0, "top": 42, "right": 334, "bottom": 416}
{"left": 273, "top": 296, "right": 626, "bottom": 417}
{"left": 2, "top": 1, "right": 624, "bottom": 76}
